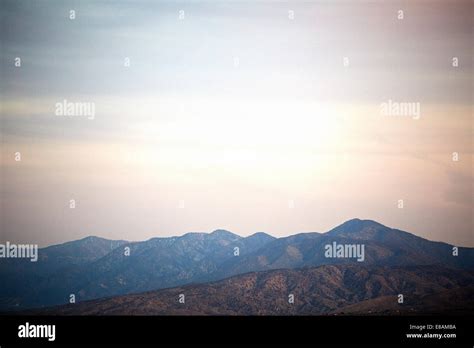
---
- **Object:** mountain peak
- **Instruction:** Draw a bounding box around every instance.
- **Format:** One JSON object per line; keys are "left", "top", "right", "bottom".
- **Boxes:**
{"left": 80, "top": 235, "right": 105, "bottom": 242}
{"left": 249, "top": 231, "right": 273, "bottom": 237}
{"left": 246, "top": 232, "right": 275, "bottom": 241}
{"left": 326, "top": 218, "right": 388, "bottom": 236}
{"left": 210, "top": 229, "right": 240, "bottom": 239}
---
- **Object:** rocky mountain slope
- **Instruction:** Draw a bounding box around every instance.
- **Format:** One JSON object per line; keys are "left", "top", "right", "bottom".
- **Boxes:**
{"left": 29, "top": 264, "right": 474, "bottom": 315}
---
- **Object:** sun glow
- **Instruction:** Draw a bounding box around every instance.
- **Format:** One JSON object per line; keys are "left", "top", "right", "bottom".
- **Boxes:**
{"left": 127, "top": 98, "right": 344, "bottom": 170}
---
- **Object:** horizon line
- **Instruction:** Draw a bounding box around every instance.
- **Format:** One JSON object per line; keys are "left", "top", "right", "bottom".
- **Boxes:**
{"left": 36, "top": 218, "right": 471, "bottom": 249}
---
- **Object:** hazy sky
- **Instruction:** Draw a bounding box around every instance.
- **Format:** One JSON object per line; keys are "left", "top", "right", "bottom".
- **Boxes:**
{"left": 1, "top": 0, "right": 472, "bottom": 247}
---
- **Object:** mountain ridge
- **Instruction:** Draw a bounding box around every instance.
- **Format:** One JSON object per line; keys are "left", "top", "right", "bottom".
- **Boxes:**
{"left": 1, "top": 218, "right": 472, "bottom": 311}
{"left": 32, "top": 218, "right": 467, "bottom": 250}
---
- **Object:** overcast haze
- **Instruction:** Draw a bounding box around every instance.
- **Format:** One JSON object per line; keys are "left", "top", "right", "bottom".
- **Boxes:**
{"left": 1, "top": 0, "right": 473, "bottom": 247}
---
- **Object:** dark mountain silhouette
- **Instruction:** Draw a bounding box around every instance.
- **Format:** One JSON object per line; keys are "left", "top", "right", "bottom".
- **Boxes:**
{"left": 0, "top": 230, "right": 275, "bottom": 309}
{"left": 1, "top": 219, "right": 472, "bottom": 311}
{"left": 0, "top": 235, "right": 127, "bottom": 275}
{"left": 76, "top": 229, "right": 275, "bottom": 300}
{"left": 211, "top": 219, "right": 473, "bottom": 280}
{"left": 27, "top": 264, "right": 474, "bottom": 315}
{"left": 0, "top": 236, "right": 127, "bottom": 309}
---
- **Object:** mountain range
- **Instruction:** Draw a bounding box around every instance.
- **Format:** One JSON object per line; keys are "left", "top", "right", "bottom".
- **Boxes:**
{"left": 1, "top": 218, "right": 473, "bottom": 314}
